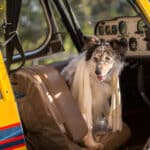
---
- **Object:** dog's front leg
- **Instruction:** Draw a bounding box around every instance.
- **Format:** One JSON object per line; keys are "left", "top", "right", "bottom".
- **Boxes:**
{"left": 83, "top": 129, "right": 104, "bottom": 150}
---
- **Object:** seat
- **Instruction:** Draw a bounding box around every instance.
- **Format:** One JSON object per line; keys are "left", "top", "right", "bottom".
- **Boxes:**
{"left": 11, "top": 61, "right": 131, "bottom": 150}
{"left": 11, "top": 65, "right": 87, "bottom": 150}
{"left": 30, "top": 65, "right": 88, "bottom": 142}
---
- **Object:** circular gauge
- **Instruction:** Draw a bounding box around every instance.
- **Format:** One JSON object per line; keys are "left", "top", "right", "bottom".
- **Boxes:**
{"left": 112, "top": 25, "right": 118, "bottom": 34}
{"left": 105, "top": 25, "right": 111, "bottom": 35}
{"left": 119, "top": 21, "right": 127, "bottom": 35}
{"left": 120, "top": 38, "right": 128, "bottom": 47}
{"left": 137, "top": 20, "right": 145, "bottom": 33}
{"left": 129, "top": 38, "right": 137, "bottom": 51}
{"left": 99, "top": 25, "right": 105, "bottom": 35}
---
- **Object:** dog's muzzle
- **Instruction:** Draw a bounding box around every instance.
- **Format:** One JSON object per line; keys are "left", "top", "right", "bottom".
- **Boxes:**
{"left": 97, "top": 75, "right": 105, "bottom": 81}
{"left": 95, "top": 67, "right": 105, "bottom": 81}
{"left": 96, "top": 68, "right": 113, "bottom": 81}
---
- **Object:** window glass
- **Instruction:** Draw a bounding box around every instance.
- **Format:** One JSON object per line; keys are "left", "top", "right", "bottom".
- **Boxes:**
{"left": 18, "top": 0, "right": 48, "bottom": 51}
{"left": 31, "top": 1, "right": 77, "bottom": 65}
{"left": 70, "top": 0, "right": 136, "bottom": 34}
{"left": 30, "top": 0, "right": 137, "bottom": 65}
{"left": 50, "top": 1, "right": 77, "bottom": 53}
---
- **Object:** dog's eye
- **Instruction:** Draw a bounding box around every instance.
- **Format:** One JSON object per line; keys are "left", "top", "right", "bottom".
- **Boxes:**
{"left": 93, "top": 57, "right": 98, "bottom": 62}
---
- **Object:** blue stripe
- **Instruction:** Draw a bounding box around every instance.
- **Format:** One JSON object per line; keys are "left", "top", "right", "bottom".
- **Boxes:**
{"left": 0, "top": 125, "right": 24, "bottom": 141}
{"left": 0, "top": 139, "right": 25, "bottom": 149}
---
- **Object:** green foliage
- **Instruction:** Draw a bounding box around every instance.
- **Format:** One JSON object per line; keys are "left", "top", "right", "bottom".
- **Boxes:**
{"left": 18, "top": 0, "right": 48, "bottom": 51}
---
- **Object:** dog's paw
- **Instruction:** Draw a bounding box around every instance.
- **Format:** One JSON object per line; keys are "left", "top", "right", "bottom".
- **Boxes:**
{"left": 83, "top": 134, "right": 104, "bottom": 150}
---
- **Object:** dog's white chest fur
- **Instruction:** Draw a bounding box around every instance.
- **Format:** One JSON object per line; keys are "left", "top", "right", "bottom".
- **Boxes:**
{"left": 91, "top": 78, "right": 112, "bottom": 124}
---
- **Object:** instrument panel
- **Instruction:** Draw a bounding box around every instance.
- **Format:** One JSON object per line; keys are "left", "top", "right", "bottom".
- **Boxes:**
{"left": 94, "top": 16, "right": 150, "bottom": 56}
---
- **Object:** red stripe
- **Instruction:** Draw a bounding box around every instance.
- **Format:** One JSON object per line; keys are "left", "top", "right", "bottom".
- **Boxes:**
{"left": 4, "top": 143, "right": 26, "bottom": 150}
{"left": 0, "top": 135, "right": 24, "bottom": 145}
{"left": 0, "top": 123, "right": 21, "bottom": 130}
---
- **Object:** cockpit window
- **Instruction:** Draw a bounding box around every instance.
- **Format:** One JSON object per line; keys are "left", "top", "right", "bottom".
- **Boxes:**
{"left": 18, "top": 0, "right": 48, "bottom": 51}
{"left": 70, "top": 0, "right": 136, "bottom": 34}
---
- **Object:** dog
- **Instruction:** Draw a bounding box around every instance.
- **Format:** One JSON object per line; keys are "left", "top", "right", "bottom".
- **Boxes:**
{"left": 61, "top": 36, "right": 127, "bottom": 150}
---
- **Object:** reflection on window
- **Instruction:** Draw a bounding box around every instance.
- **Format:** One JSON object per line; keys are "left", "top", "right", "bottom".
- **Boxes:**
{"left": 18, "top": 0, "right": 48, "bottom": 51}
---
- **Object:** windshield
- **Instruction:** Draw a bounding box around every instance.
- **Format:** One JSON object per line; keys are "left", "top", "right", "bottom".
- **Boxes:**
{"left": 70, "top": 0, "right": 136, "bottom": 34}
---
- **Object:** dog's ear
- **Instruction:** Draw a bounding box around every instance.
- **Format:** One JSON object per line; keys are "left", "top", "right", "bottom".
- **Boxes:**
{"left": 82, "top": 35, "right": 100, "bottom": 51}
{"left": 86, "top": 45, "right": 98, "bottom": 61}
{"left": 82, "top": 35, "right": 100, "bottom": 61}
{"left": 110, "top": 39, "right": 128, "bottom": 58}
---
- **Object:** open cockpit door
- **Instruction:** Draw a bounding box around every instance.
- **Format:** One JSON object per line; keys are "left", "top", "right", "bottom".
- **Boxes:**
{"left": 0, "top": 1, "right": 27, "bottom": 149}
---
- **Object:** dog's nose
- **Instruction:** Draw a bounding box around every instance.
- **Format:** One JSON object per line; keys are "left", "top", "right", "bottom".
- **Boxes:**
{"left": 95, "top": 69, "right": 101, "bottom": 75}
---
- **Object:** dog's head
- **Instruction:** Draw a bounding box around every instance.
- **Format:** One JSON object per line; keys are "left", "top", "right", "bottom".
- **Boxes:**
{"left": 85, "top": 38, "right": 127, "bottom": 81}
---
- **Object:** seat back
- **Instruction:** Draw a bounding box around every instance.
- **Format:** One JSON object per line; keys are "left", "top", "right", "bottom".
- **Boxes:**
{"left": 30, "top": 65, "right": 87, "bottom": 141}
{"left": 11, "top": 65, "right": 87, "bottom": 150}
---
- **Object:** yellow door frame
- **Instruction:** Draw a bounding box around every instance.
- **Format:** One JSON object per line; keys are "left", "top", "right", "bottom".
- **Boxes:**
{"left": 0, "top": 51, "right": 27, "bottom": 150}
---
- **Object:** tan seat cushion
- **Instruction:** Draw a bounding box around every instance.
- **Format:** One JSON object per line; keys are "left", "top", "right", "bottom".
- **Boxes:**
{"left": 12, "top": 69, "right": 71, "bottom": 150}
{"left": 29, "top": 65, "right": 87, "bottom": 142}
{"left": 11, "top": 65, "right": 87, "bottom": 150}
